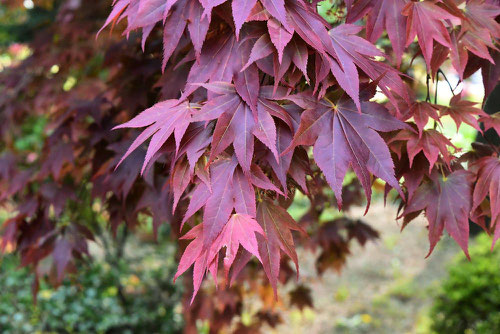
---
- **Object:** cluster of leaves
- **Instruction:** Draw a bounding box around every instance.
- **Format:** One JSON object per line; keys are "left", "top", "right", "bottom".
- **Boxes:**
{"left": 98, "top": 0, "right": 500, "bottom": 299}
{"left": 0, "top": 0, "right": 377, "bottom": 330}
{"left": 431, "top": 234, "right": 500, "bottom": 334}
{"left": 0, "top": 0, "right": 499, "bottom": 331}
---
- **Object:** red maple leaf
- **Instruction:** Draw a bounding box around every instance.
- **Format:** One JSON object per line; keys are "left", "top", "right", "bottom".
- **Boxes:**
{"left": 113, "top": 99, "right": 197, "bottom": 173}
{"left": 471, "top": 156, "right": 500, "bottom": 247}
{"left": 256, "top": 199, "right": 306, "bottom": 295}
{"left": 438, "top": 94, "right": 488, "bottom": 132}
{"left": 402, "top": 0, "right": 458, "bottom": 68}
{"left": 285, "top": 95, "right": 408, "bottom": 209}
{"left": 480, "top": 111, "right": 500, "bottom": 136}
{"left": 390, "top": 128, "right": 457, "bottom": 173}
{"left": 401, "top": 169, "right": 475, "bottom": 258}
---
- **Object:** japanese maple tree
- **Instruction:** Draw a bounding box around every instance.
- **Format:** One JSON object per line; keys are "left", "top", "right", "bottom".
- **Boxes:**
{"left": 1, "top": 0, "right": 499, "bottom": 331}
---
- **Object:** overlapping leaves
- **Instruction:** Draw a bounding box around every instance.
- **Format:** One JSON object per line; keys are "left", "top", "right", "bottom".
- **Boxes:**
{"left": 98, "top": 0, "right": 500, "bottom": 301}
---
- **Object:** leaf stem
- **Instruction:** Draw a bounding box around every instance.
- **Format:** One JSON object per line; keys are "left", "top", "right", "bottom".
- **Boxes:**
{"left": 426, "top": 74, "right": 431, "bottom": 103}
{"left": 437, "top": 69, "right": 456, "bottom": 95}
{"left": 434, "top": 73, "right": 439, "bottom": 104}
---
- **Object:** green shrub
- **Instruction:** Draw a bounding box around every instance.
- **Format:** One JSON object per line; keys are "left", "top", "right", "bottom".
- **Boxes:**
{"left": 0, "top": 238, "right": 183, "bottom": 334}
{"left": 431, "top": 234, "right": 500, "bottom": 334}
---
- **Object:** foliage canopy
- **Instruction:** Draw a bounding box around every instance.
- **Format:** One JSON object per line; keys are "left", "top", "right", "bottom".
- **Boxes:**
{"left": 1, "top": 0, "right": 499, "bottom": 331}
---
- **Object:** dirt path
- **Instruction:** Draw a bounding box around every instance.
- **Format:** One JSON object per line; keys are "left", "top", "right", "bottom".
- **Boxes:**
{"left": 274, "top": 203, "right": 460, "bottom": 334}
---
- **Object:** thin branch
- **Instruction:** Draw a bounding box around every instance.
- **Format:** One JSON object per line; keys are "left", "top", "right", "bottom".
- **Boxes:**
{"left": 437, "top": 69, "right": 456, "bottom": 95}
{"left": 426, "top": 74, "right": 431, "bottom": 102}
{"left": 434, "top": 72, "right": 439, "bottom": 104}
{"left": 260, "top": 74, "right": 267, "bottom": 86}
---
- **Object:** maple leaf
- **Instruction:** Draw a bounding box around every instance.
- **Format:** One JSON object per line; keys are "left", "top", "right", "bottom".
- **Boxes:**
{"left": 266, "top": 123, "right": 294, "bottom": 190}
{"left": 433, "top": 1, "right": 500, "bottom": 79}
{"left": 261, "top": 0, "right": 292, "bottom": 33}
{"left": 288, "top": 2, "right": 408, "bottom": 107}
{"left": 161, "top": 1, "right": 189, "bottom": 70}
{"left": 40, "top": 141, "right": 74, "bottom": 181}
{"left": 212, "top": 102, "right": 255, "bottom": 171}
{"left": 450, "top": 20, "right": 499, "bottom": 80}
{"left": 327, "top": 24, "right": 408, "bottom": 110}
{"left": 346, "top": 219, "right": 380, "bottom": 246}
{"left": 248, "top": 163, "right": 283, "bottom": 195}
{"left": 402, "top": 0, "right": 458, "bottom": 68}
{"left": 181, "top": 157, "right": 281, "bottom": 229}
{"left": 390, "top": 152, "right": 430, "bottom": 203}
{"left": 195, "top": 82, "right": 283, "bottom": 171}
{"left": 232, "top": 168, "right": 257, "bottom": 216}
{"left": 98, "top": 0, "right": 133, "bottom": 36}
{"left": 50, "top": 225, "right": 91, "bottom": 284}
{"left": 431, "top": 42, "right": 453, "bottom": 78}
{"left": 176, "top": 122, "right": 213, "bottom": 172}
{"left": 328, "top": 25, "right": 381, "bottom": 110}
{"left": 462, "top": 0, "right": 500, "bottom": 39}
{"left": 173, "top": 224, "right": 213, "bottom": 302}
{"left": 232, "top": 0, "right": 258, "bottom": 38}
{"left": 92, "top": 141, "right": 146, "bottom": 200}
{"left": 401, "top": 101, "right": 442, "bottom": 137}
{"left": 114, "top": 99, "right": 197, "bottom": 173}
{"left": 194, "top": 83, "right": 256, "bottom": 171}
{"left": 368, "top": 0, "right": 408, "bottom": 67}
{"left": 268, "top": 18, "right": 293, "bottom": 63}
{"left": 201, "top": 158, "right": 239, "bottom": 248}
{"left": 289, "top": 285, "right": 313, "bottom": 310}
{"left": 480, "top": 111, "right": 500, "bottom": 136}
{"left": 256, "top": 199, "right": 306, "bottom": 295}
{"left": 438, "top": 95, "right": 488, "bottom": 132}
{"left": 52, "top": 237, "right": 74, "bottom": 283}
{"left": 246, "top": 1, "right": 269, "bottom": 22}
{"left": 181, "top": 153, "right": 283, "bottom": 252}
{"left": 234, "top": 61, "right": 260, "bottom": 118}
{"left": 286, "top": 0, "right": 330, "bottom": 55}
{"left": 254, "top": 97, "right": 280, "bottom": 162}
{"left": 126, "top": 0, "right": 166, "bottom": 32}
{"left": 471, "top": 156, "right": 500, "bottom": 247}
{"left": 390, "top": 128, "right": 456, "bottom": 173}
{"left": 171, "top": 158, "right": 193, "bottom": 212}
{"left": 284, "top": 96, "right": 408, "bottom": 209}
{"left": 187, "top": 0, "right": 210, "bottom": 59}
{"left": 211, "top": 214, "right": 264, "bottom": 279}
{"left": 287, "top": 37, "right": 309, "bottom": 82}
{"left": 242, "top": 33, "right": 276, "bottom": 71}
{"left": 175, "top": 193, "right": 267, "bottom": 301}
{"left": 401, "top": 170, "right": 475, "bottom": 258}
{"left": 345, "top": 0, "right": 373, "bottom": 23}
{"left": 348, "top": 0, "right": 408, "bottom": 67}
{"left": 312, "top": 219, "right": 351, "bottom": 274}
{"left": 183, "top": 31, "right": 240, "bottom": 97}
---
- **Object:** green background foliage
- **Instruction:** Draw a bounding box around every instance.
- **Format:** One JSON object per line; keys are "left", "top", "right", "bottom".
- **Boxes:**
{"left": 431, "top": 235, "right": 500, "bottom": 334}
{"left": 0, "top": 234, "right": 183, "bottom": 334}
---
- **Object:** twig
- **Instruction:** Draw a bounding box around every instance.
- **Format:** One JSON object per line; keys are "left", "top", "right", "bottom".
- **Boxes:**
{"left": 434, "top": 72, "right": 439, "bottom": 104}
{"left": 437, "top": 69, "right": 456, "bottom": 95}
{"left": 260, "top": 74, "right": 267, "bottom": 86}
{"left": 426, "top": 74, "right": 431, "bottom": 102}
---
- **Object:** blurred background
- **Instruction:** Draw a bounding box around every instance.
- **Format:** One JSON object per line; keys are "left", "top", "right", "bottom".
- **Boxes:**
{"left": 0, "top": 0, "right": 498, "bottom": 333}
